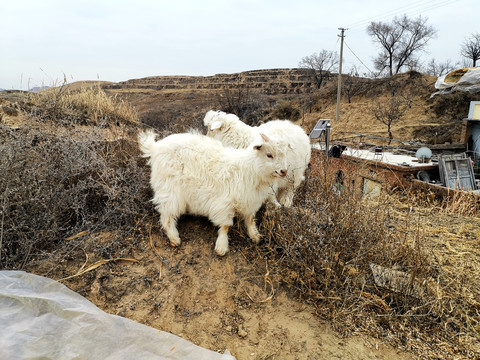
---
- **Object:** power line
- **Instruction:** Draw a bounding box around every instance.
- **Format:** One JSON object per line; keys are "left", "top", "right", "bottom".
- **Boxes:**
{"left": 346, "top": 0, "right": 460, "bottom": 34}
{"left": 343, "top": 40, "right": 374, "bottom": 74}
{"left": 347, "top": 0, "right": 437, "bottom": 29}
{"left": 349, "top": 0, "right": 459, "bottom": 30}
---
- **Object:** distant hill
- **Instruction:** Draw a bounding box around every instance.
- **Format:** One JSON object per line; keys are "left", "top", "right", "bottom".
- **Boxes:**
{"left": 29, "top": 86, "right": 50, "bottom": 92}
{"left": 15, "top": 68, "right": 477, "bottom": 146}
{"left": 0, "top": 86, "right": 50, "bottom": 92}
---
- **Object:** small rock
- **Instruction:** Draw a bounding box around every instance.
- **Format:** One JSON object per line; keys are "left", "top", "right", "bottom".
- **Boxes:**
{"left": 238, "top": 327, "right": 248, "bottom": 338}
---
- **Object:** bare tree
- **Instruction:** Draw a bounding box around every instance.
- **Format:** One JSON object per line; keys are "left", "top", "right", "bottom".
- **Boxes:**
{"left": 298, "top": 50, "right": 338, "bottom": 89}
{"left": 216, "top": 87, "right": 265, "bottom": 125}
{"left": 371, "top": 97, "right": 407, "bottom": 142}
{"left": 460, "top": 33, "right": 480, "bottom": 67}
{"left": 367, "top": 15, "right": 436, "bottom": 76}
{"left": 425, "top": 58, "right": 458, "bottom": 77}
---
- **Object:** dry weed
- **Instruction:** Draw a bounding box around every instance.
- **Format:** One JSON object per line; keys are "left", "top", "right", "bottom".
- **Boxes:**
{"left": 29, "top": 85, "right": 138, "bottom": 127}
{"left": 2, "top": 87, "right": 479, "bottom": 358}
{"left": 255, "top": 155, "right": 480, "bottom": 358}
{"left": 0, "top": 89, "right": 150, "bottom": 270}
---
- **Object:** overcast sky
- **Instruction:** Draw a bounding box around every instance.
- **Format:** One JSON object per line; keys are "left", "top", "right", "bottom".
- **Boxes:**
{"left": 1, "top": 0, "right": 477, "bottom": 90}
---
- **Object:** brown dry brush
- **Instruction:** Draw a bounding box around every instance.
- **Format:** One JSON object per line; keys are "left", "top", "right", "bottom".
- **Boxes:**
{"left": 259, "top": 155, "right": 479, "bottom": 357}
{"left": 0, "top": 89, "right": 152, "bottom": 270}
{"left": 441, "top": 191, "right": 480, "bottom": 217}
{"left": 28, "top": 85, "right": 138, "bottom": 127}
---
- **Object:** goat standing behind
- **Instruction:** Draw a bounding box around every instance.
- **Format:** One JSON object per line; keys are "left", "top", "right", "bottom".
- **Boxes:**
{"left": 204, "top": 110, "right": 311, "bottom": 207}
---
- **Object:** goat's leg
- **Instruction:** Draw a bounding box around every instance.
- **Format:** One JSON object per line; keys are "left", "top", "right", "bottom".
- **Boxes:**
{"left": 215, "top": 225, "right": 230, "bottom": 256}
{"left": 244, "top": 214, "right": 261, "bottom": 243}
{"left": 212, "top": 212, "right": 234, "bottom": 256}
{"left": 160, "top": 214, "right": 181, "bottom": 247}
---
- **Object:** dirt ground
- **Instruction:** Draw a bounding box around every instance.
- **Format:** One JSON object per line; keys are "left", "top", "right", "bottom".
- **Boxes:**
{"left": 28, "top": 214, "right": 413, "bottom": 360}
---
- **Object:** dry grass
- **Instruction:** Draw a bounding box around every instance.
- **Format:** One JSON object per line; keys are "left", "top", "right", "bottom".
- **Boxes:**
{"left": 30, "top": 84, "right": 138, "bottom": 127}
{"left": 254, "top": 155, "right": 480, "bottom": 359}
{"left": 396, "top": 186, "right": 480, "bottom": 217}
{"left": 441, "top": 191, "right": 480, "bottom": 217}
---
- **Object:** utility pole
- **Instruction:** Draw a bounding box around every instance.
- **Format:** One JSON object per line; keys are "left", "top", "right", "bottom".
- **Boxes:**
{"left": 335, "top": 27, "right": 346, "bottom": 122}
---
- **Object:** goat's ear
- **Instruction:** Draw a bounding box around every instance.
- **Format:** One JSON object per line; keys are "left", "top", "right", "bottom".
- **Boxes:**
{"left": 210, "top": 120, "right": 223, "bottom": 131}
{"left": 260, "top": 133, "right": 270, "bottom": 143}
{"left": 203, "top": 110, "right": 216, "bottom": 126}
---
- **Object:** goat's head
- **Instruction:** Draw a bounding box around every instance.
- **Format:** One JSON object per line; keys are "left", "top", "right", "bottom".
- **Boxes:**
{"left": 204, "top": 110, "right": 240, "bottom": 140}
{"left": 251, "top": 133, "right": 288, "bottom": 179}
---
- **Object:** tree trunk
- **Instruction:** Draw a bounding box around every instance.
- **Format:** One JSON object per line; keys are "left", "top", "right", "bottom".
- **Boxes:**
{"left": 388, "top": 125, "right": 393, "bottom": 144}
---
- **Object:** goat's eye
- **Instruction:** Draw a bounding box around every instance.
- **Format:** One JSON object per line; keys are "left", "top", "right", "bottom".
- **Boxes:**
{"left": 267, "top": 153, "right": 274, "bottom": 159}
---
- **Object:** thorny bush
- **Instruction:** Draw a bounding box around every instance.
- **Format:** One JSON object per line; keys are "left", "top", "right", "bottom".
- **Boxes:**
{"left": 0, "top": 124, "right": 152, "bottom": 269}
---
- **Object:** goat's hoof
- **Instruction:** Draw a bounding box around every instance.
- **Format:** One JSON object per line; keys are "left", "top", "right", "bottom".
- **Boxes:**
{"left": 215, "top": 245, "right": 229, "bottom": 256}
{"left": 169, "top": 239, "right": 181, "bottom": 248}
{"left": 250, "top": 233, "right": 262, "bottom": 244}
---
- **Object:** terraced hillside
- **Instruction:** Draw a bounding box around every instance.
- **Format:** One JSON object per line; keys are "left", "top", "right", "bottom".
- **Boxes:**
{"left": 102, "top": 69, "right": 479, "bottom": 147}
{"left": 104, "top": 68, "right": 315, "bottom": 94}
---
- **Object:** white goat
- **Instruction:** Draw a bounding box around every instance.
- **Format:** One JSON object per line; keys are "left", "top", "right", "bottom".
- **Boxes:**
{"left": 204, "top": 110, "right": 311, "bottom": 207}
{"left": 138, "top": 130, "right": 288, "bottom": 256}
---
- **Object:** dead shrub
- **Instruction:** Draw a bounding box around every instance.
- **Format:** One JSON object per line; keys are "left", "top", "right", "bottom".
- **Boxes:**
{"left": 216, "top": 87, "right": 266, "bottom": 125}
{"left": 269, "top": 100, "right": 301, "bottom": 121}
{"left": 0, "top": 123, "right": 152, "bottom": 270}
{"left": 139, "top": 108, "right": 205, "bottom": 134}
{"left": 255, "top": 154, "right": 479, "bottom": 358}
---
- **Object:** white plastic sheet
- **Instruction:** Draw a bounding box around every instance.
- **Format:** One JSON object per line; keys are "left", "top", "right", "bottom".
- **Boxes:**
{"left": 432, "top": 67, "right": 480, "bottom": 96}
{"left": 0, "top": 271, "right": 236, "bottom": 360}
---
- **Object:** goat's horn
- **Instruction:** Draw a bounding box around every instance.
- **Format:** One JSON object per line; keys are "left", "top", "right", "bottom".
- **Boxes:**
{"left": 260, "top": 133, "right": 270, "bottom": 143}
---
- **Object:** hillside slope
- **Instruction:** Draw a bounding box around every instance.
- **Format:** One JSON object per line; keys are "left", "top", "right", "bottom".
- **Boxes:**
{"left": 101, "top": 69, "right": 479, "bottom": 145}
{"left": 2, "top": 70, "right": 480, "bottom": 359}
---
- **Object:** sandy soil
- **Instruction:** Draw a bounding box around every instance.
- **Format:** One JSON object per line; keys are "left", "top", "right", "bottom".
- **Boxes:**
{"left": 29, "top": 215, "right": 413, "bottom": 360}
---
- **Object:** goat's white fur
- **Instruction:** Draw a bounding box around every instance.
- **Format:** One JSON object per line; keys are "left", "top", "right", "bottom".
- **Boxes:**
{"left": 138, "top": 129, "right": 288, "bottom": 256}
{"left": 204, "top": 110, "right": 311, "bottom": 207}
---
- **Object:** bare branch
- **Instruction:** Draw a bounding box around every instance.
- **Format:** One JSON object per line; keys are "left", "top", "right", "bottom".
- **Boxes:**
{"left": 298, "top": 50, "right": 338, "bottom": 89}
{"left": 367, "top": 15, "right": 436, "bottom": 76}
{"left": 460, "top": 33, "right": 480, "bottom": 67}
